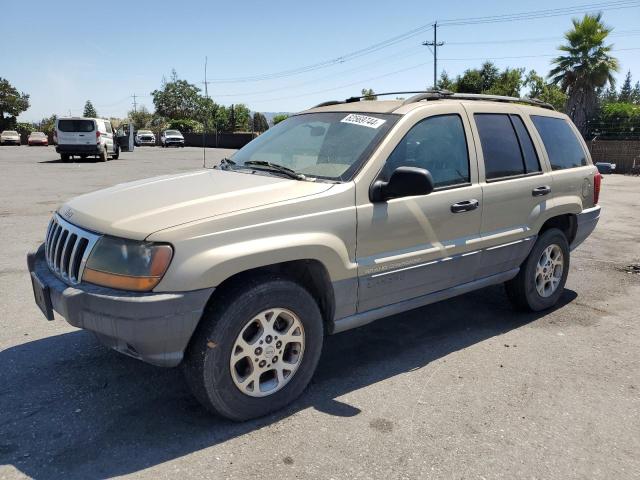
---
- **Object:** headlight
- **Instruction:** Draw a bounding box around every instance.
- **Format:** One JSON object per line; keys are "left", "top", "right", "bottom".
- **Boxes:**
{"left": 83, "top": 237, "right": 173, "bottom": 291}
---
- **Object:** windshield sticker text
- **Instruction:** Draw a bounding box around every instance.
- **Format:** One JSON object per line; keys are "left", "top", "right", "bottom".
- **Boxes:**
{"left": 340, "top": 114, "right": 386, "bottom": 129}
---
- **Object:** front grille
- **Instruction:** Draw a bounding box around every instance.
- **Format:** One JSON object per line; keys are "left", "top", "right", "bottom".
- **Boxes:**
{"left": 44, "top": 214, "right": 101, "bottom": 285}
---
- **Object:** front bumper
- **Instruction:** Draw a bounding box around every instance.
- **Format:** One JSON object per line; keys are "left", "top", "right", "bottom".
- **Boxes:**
{"left": 1, "top": 139, "right": 20, "bottom": 145}
{"left": 27, "top": 245, "right": 214, "bottom": 367}
{"left": 56, "top": 144, "right": 101, "bottom": 154}
{"left": 164, "top": 138, "right": 184, "bottom": 145}
{"left": 570, "top": 205, "right": 601, "bottom": 251}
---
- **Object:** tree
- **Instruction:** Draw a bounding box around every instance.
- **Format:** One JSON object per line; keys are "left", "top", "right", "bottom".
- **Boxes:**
{"left": 227, "top": 105, "right": 237, "bottom": 132}
{"left": 436, "top": 71, "right": 456, "bottom": 91}
{"left": 361, "top": 88, "right": 377, "bottom": 100}
{"left": 253, "top": 112, "right": 269, "bottom": 132}
{"left": 524, "top": 71, "right": 567, "bottom": 111}
{"left": 549, "top": 13, "right": 619, "bottom": 136}
{"left": 15, "top": 122, "right": 34, "bottom": 137}
{"left": 152, "top": 69, "right": 203, "bottom": 120}
{"left": 0, "top": 77, "right": 30, "bottom": 130}
{"left": 233, "top": 104, "right": 251, "bottom": 131}
{"left": 167, "top": 118, "right": 203, "bottom": 133}
{"left": 272, "top": 114, "right": 289, "bottom": 125}
{"left": 128, "top": 106, "right": 154, "bottom": 130}
{"left": 632, "top": 81, "right": 640, "bottom": 104}
{"left": 486, "top": 67, "right": 525, "bottom": 97}
{"left": 619, "top": 71, "right": 633, "bottom": 102}
{"left": 36, "top": 114, "right": 57, "bottom": 135}
{"left": 83, "top": 100, "right": 97, "bottom": 117}
{"left": 601, "top": 83, "right": 618, "bottom": 103}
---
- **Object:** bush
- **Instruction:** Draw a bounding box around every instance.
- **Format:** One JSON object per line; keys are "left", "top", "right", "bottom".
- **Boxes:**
{"left": 167, "top": 118, "right": 203, "bottom": 133}
{"left": 590, "top": 102, "right": 640, "bottom": 138}
{"left": 15, "top": 122, "right": 34, "bottom": 136}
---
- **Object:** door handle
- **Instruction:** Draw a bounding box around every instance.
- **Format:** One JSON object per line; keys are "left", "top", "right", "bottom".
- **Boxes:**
{"left": 451, "top": 199, "right": 479, "bottom": 213}
{"left": 532, "top": 185, "right": 551, "bottom": 197}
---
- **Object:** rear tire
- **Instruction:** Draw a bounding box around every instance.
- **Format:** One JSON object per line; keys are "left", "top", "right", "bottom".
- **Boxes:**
{"left": 183, "top": 276, "right": 324, "bottom": 421}
{"left": 60, "top": 153, "right": 70, "bottom": 162}
{"left": 98, "top": 146, "right": 107, "bottom": 162}
{"left": 505, "top": 228, "right": 570, "bottom": 312}
{"left": 112, "top": 146, "right": 120, "bottom": 160}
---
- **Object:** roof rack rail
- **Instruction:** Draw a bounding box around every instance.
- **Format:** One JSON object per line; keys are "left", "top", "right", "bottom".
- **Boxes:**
{"left": 312, "top": 90, "right": 555, "bottom": 111}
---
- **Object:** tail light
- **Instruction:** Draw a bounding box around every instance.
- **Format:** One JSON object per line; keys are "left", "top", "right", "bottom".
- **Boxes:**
{"left": 96, "top": 130, "right": 101, "bottom": 143}
{"left": 593, "top": 171, "right": 602, "bottom": 204}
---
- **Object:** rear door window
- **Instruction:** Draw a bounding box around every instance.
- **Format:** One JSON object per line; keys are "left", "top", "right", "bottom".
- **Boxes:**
{"left": 531, "top": 116, "right": 587, "bottom": 170}
{"left": 58, "top": 120, "right": 95, "bottom": 132}
{"left": 510, "top": 115, "right": 541, "bottom": 173}
{"left": 475, "top": 114, "right": 525, "bottom": 180}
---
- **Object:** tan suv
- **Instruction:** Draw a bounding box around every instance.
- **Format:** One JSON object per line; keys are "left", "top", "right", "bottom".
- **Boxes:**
{"left": 27, "top": 91, "right": 601, "bottom": 420}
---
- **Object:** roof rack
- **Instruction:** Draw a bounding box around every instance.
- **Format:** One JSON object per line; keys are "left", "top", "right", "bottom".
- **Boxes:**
{"left": 311, "top": 89, "right": 555, "bottom": 111}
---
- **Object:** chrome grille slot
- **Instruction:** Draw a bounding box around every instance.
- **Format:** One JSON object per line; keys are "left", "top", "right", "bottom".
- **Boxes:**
{"left": 44, "top": 214, "right": 101, "bottom": 285}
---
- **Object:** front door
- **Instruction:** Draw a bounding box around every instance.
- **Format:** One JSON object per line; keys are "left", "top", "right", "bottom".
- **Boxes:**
{"left": 116, "top": 123, "right": 134, "bottom": 152}
{"left": 356, "top": 107, "right": 483, "bottom": 313}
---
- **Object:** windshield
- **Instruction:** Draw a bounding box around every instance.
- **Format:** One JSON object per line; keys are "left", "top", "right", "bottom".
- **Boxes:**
{"left": 3, "top": 131, "right": 18, "bottom": 135}
{"left": 231, "top": 112, "right": 398, "bottom": 181}
{"left": 165, "top": 130, "right": 181, "bottom": 136}
{"left": 31, "top": 132, "right": 45, "bottom": 137}
{"left": 138, "top": 130, "right": 152, "bottom": 135}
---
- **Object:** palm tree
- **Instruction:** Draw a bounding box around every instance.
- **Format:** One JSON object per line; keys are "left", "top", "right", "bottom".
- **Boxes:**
{"left": 549, "top": 13, "right": 619, "bottom": 136}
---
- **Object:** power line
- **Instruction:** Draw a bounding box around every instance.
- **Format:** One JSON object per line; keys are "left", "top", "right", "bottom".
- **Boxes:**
{"left": 204, "top": 0, "right": 640, "bottom": 84}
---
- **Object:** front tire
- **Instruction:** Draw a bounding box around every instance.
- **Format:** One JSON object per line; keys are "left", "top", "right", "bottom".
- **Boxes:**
{"left": 183, "top": 276, "right": 324, "bottom": 421}
{"left": 112, "top": 146, "right": 120, "bottom": 160}
{"left": 505, "top": 228, "right": 570, "bottom": 311}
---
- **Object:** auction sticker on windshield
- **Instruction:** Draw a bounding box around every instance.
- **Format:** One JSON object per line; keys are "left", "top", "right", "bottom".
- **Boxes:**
{"left": 340, "top": 114, "right": 386, "bottom": 129}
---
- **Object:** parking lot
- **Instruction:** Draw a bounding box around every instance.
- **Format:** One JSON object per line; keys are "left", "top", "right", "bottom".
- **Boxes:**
{"left": 0, "top": 145, "right": 638, "bottom": 479}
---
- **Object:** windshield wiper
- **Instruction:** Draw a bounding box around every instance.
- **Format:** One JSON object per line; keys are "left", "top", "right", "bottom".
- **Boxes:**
{"left": 217, "top": 157, "right": 236, "bottom": 170}
{"left": 243, "top": 160, "right": 310, "bottom": 180}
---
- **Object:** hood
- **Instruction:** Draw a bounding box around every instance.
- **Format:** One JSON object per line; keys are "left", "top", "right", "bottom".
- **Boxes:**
{"left": 60, "top": 169, "right": 334, "bottom": 240}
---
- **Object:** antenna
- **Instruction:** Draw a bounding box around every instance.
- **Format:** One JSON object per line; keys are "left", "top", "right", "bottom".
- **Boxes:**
{"left": 203, "top": 56, "right": 209, "bottom": 168}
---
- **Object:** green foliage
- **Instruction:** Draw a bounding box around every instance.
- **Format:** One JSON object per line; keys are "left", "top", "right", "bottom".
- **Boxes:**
{"left": 233, "top": 104, "right": 251, "bottom": 131}
{"left": 253, "top": 112, "right": 269, "bottom": 132}
{"left": 524, "top": 71, "right": 567, "bottom": 111}
{"left": 272, "top": 114, "right": 289, "bottom": 125}
{"left": 436, "top": 71, "right": 456, "bottom": 91}
{"left": 167, "top": 118, "right": 203, "bottom": 133}
{"left": 15, "top": 122, "right": 34, "bottom": 136}
{"left": 361, "top": 88, "right": 377, "bottom": 100}
{"left": 152, "top": 69, "right": 203, "bottom": 120}
{"left": 36, "top": 114, "right": 57, "bottom": 135}
{"left": 438, "top": 62, "right": 524, "bottom": 97}
{"left": 227, "top": 105, "right": 237, "bottom": 132}
{"left": 549, "top": 13, "right": 619, "bottom": 135}
{"left": 618, "top": 70, "right": 633, "bottom": 103}
{"left": 0, "top": 77, "right": 30, "bottom": 130}
{"left": 590, "top": 102, "right": 640, "bottom": 138}
{"left": 83, "top": 100, "right": 97, "bottom": 118}
{"left": 128, "top": 106, "right": 154, "bottom": 130}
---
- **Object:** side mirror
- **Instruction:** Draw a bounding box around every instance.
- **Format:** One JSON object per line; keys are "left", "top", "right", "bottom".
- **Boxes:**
{"left": 370, "top": 166, "right": 434, "bottom": 202}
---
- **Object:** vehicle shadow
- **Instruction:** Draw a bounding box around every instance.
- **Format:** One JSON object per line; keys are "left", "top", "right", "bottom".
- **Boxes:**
{"left": 39, "top": 158, "right": 105, "bottom": 164}
{"left": 0, "top": 285, "right": 577, "bottom": 479}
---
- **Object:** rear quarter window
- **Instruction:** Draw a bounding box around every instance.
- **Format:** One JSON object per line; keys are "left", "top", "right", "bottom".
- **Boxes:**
{"left": 531, "top": 116, "right": 587, "bottom": 170}
{"left": 57, "top": 120, "right": 95, "bottom": 132}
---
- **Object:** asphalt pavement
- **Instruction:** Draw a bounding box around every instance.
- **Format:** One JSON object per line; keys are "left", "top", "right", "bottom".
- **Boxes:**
{"left": 0, "top": 145, "right": 638, "bottom": 479}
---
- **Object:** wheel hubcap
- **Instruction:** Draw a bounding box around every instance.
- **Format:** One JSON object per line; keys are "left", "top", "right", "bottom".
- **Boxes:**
{"left": 230, "top": 308, "right": 305, "bottom": 397}
{"left": 535, "top": 244, "right": 564, "bottom": 298}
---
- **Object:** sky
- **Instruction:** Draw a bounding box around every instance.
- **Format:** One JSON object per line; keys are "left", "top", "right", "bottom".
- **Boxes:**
{"left": 3, "top": 0, "right": 640, "bottom": 122}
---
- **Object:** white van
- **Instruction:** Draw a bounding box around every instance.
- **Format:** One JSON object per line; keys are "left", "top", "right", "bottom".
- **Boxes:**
{"left": 55, "top": 118, "right": 132, "bottom": 162}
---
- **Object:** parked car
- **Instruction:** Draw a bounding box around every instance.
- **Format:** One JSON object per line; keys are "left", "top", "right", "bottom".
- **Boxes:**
{"left": 161, "top": 129, "right": 184, "bottom": 147}
{"left": 28, "top": 92, "right": 601, "bottom": 421}
{"left": 135, "top": 129, "right": 156, "bottom": 146}
{"left": 0, "top": 130, "right": 21, "bottom": 145}
{"left": 55, "top": 117, "right": 129, "bottom": 162}
{"left": 595, "top": 162, "right": 616, "bottom": 174}
{"left": 28, "top": 131, "right": 49, "bottom": 146}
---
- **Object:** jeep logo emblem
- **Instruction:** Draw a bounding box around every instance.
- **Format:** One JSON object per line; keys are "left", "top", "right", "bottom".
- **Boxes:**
{"left": 264, "top": 346, "right": 275, "bottom": 358}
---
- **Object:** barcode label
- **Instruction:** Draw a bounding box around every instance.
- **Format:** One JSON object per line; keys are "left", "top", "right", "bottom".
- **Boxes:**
{"left": 340, "top": 114, "right": 386, "bottom": 129}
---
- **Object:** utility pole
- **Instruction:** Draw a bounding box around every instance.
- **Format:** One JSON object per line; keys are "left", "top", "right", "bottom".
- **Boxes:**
{"left": 202, "top": 56, "right": 209, "bottom": 168}
{"left": 422, "top": 22, "right": 444, "bottom": 88}
{"left": 131, "top": 94, "right": 138, "bottom": 113}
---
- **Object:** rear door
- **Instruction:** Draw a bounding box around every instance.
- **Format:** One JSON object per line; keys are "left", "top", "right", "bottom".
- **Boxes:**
{"left": 464, "top": 104, "right": 553, "bottom": 279}
{"left": 103, "top": 120, "right": 115, "bottom": 153}
{"left": 56, "top": 119, "right": 96, "bottom": 146}
{"left": 116, "top": 123, "right": 134, "bottom": 152}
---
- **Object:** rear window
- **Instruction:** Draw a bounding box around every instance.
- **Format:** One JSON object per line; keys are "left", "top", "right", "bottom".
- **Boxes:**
{"left": 531, "top": 116, "right": 587, "bottom": 170}
{"left": 58, "top": 120, "right": 95, "bottom": 132}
